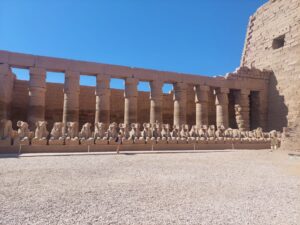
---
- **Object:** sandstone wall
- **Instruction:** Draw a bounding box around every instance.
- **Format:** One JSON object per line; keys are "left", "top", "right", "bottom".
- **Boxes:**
{"left": 241, "top": 0, "right": 300, "bottom": 148}
{"left": 11, "top": 80, "right": 220, "bottom": 130}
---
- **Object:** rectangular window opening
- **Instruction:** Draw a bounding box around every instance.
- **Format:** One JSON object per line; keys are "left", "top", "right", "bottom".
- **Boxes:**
{"left": 272, "top": 35, "right": 285, "bottom": 49}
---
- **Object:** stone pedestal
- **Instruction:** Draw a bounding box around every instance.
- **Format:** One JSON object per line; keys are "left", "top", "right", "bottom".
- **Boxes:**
{"left": 150, "top": 80, "right": 163, "bottom": 124}
{"left": 124, "top": 78, "right": 138, "bottom": 125}
{"left": 28, "top": 67, "right": 46, "bottom": 129}
{"left": 0, "top": 64, "right": 14, "bottom": 120}
{"left": 63, "top": 71, "right": 80, "bottom": 133}
{"left": 173, "top": 82, "right": 187, "bottom": 127}
{"left": 95, "top": 138, "right": 109, "bottom": 145}
{"left": 95, "top": 75, "right": 111, "bottom": 126}
{"left": 31, "top": 138, "right": 47, "bottom": 146}
{"left": 235, "top": 89, "right": 250, "bottom": 131}
{"left": 80, "top": 138, "right": 94, "bottom": 145}
{"left": 65, "top": 137, "right": 79, "bottom": 146}
{"left": 194, "top": 85, "right": 210, "bottom": 128}
{"left": 0, "top": 139, "right": 11, "bottom": 146}
{"left": 49, "top": 139, "right": 64, "bottom": 145}
{"left": 215, "top": 88, "right": 229, "bottom": 128}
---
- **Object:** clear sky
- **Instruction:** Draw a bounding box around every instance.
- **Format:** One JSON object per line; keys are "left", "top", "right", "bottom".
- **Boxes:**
{"left": 0, "top": 0, "right": 267, "bottom": 92}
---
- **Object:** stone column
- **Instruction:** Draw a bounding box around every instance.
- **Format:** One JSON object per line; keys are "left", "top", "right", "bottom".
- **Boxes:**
{"left": 194, "top": 85, "right": 210, "bottom": 128}
{"left": 124, "top": 77, "right": 138, "bottom": 125}
{"left": 235, "top": 89, "right": 250, "bottom": 131}
{"left": 62, "top": 71, "right": 80, "bottom": 132}
{"left": 150, "top": 80, "right": 163, "bottom": 124}
{"left": 95, "top": 74, "right": 111, "bottom": 125}
{"left": 215, "top": 88, "right": 229, "bottom": 128}
{"left": 0, "top": 64, "right": 14, "bottom": 120}
{"left": 173, "top": 82, "right": 187, "bottom": 127}
{"left": 28, "top": 67, "right": 46, "bottom": 129}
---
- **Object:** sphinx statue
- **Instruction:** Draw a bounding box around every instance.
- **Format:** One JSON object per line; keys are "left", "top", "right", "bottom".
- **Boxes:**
{"left": 94, "top": 122, "right": 106, "bottom": 139}
{"left": 179, "top": 125, "right": 189, "bottom": 138}
{"left": 118, "top": 123, "right": 129, "bottom": 143}
{"left": 79, "top": 123, "right": 94, "bottom": 145}
{"left": 127, "top": 123, "right": 137, "bottom": 144}
{"left": 207, "top": 125, "right": 216, "bottom": 142}
{"left": 215, "top": 125, "right": 225, "bottom": 142}
{"left": 240, "top": 130, "right": 247, "bottom": 142}
{"left": 198, "top": 125, "right": 208, "bottom": 142}
{"left": 94, "top": 122, "right": 108, "bottom": 145}
{"left": 232, "top": 129, "right": 241, "bottom": 142}
{"left": 129, "top": 123, "right": 144, "bottom": 144}
{"left": 141, "top": 123, "right": 151, "bottom": 143}
{"left": 224, "top": 128, "right": 241, "bottom": 143}
{"left": 32, "top": 121, "right": 49, "bottom": 145}
{"left": 106, "top": 122, "right": 119, "bottom": 144}
{"left": 49, "top": 122, "right": 64, "bottom": 145}
{"left": 247, "top": 130, "right": 256, "bottom": 142}
{"left": 177, "top": 124, "right": 189, "bottom": 144}
{"left": 189, "top": 125, "right": 198, "bottom": 138}
{"left": 254, "top": 127, "right": 264, "bottom": 142}
{"left": 170, "top": 125, "right": 179, "bottom": 140}
{"left": 224, "top": 128, "right": 233, "bottom": 142}
{"left": 15, "top": 121, "right": 33, "bottom": 145}
{"left": 161, "top": 124, "right": 171, "bottom": 142}
{"left": 187, "top": 125, "right": 197, "bottom": 144}
{"left": 65, "top": 122, "right": 79, "bottom": 145}
{"left": 153, "top": 121, "right": 162, "bottom": 137}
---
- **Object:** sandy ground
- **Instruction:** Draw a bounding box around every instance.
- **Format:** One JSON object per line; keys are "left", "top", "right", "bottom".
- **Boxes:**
{"left": 0, "top": 150, "right": 299, "bottom": 225}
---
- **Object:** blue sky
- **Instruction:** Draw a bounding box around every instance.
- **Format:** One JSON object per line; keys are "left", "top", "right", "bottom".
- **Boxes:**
{"left": 0, "top": 0, "right": 267, "bottom": 92}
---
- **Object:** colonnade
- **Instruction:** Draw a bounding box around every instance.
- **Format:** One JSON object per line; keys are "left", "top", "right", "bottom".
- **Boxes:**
{"left": 24, "top": 67, "right": 254, "bottom": 131}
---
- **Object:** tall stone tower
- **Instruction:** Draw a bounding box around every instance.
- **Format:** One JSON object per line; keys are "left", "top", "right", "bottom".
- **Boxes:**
{"left": 241, "top": 0, "right": 300, "bottom": 149}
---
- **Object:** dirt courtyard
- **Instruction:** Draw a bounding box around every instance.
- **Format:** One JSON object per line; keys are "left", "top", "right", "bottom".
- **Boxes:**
{"left": 0, "top": 150, "right": 299, "bottom": 225}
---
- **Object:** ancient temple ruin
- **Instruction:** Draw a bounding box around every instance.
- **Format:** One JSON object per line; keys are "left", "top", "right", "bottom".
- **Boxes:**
{"left": 0, "top": 0, "right": 299, "bottom": 151}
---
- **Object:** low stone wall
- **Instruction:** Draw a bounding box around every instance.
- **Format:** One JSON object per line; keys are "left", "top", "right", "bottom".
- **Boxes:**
{"left": 0, "top": 142, "right": 270, "bottom": 154}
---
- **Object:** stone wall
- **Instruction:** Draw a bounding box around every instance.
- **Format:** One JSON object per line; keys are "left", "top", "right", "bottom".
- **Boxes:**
{"left": 241, "top": 0, "right": 300, "bottom": 149}
{"left": 11, "top": 80, "right": 219, "bottom": 130}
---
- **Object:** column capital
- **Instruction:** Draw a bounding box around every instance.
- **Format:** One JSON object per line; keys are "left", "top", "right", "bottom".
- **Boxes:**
{"left": 173, "top": 82, "right": 187, "bottom": 101}
{"left": 29, "top": 67, "right": 46, "bottom": 90}
{"left": 215, "top": 88, "right": 229, "bottom": 105}
{"left": 174, "top": 82, "right": 187, "bottom": 90}
{"left": 65, "top": 70, "right": 80, "bottom": 79}
{"left": 29, "top": 67, "right": 46, "bottom": 76}
{"left": 124, "top": 77, "right": 138, "bottom": 98}
{"left": 96, "top": 74, "right": 110, "bottom": 82}
{"left": 194, "top": 85, "right": 210, "bottom": 92}
{"left": 150, "top": 79, "right": 164, "bottom": 87}
{"left": 125, "top": 77, "right": 139, "bottom": 85}
{"left": 215, "top": 87, "right": 229, "bottom": 94}
{"left": 96, "top": 77, "right": 110, "bottom": 96}
{"left": 150, "top": 80, "right": 163, "bottom": 100}
{"left": 194, "top": 85, "right": 210, "bottom": 103}
{"left": 64, "top": 71, "right": 80, "bottom": 94}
